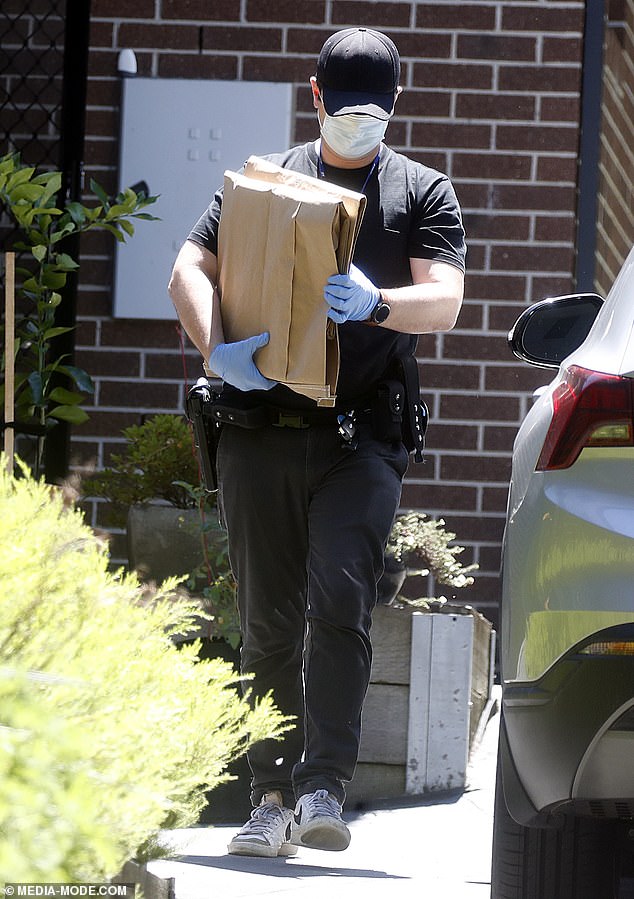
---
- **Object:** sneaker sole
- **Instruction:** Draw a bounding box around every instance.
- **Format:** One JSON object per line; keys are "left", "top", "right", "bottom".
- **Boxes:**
{"left": 293, "top": 820, "right": 351, "bottom": 852}
{"left": 228, "top": 840, "right": 298, "bottom": 858}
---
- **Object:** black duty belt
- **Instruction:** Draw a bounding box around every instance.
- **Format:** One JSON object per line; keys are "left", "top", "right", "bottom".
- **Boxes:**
{"left": 268, "top": 406, "right": 369, "bottom": 429}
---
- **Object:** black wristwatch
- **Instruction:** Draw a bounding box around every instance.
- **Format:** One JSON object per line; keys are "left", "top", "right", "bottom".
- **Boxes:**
{"left": 369, "top": 298, "right": 391, "bottom": 324}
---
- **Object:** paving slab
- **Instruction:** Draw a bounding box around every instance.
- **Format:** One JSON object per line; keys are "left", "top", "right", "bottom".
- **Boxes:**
{"left": 147, "top": 692, "right": 500, "bottom": 899}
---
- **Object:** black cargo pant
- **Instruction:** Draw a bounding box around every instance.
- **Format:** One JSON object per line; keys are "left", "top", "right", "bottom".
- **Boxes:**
{"left": 216, "top": 419, "right": 408, "bottom": 810}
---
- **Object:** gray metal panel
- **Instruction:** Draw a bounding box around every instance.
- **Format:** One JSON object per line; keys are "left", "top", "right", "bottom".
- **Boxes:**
{"left": 114, "top": 78, "right": 293, "bottom": 319}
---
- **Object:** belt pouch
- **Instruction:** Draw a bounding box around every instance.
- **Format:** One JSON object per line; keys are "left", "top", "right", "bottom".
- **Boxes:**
{"left": 372, "top": 379, "right": 405, "bottom": 443}
{"left": 380, "top": 354, "right": 429, "bottom": 462}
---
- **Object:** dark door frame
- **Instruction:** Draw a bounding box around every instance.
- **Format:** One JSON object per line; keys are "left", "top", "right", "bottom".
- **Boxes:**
{"left": 575, "top": 0, "right": 606, "bottom": 293}
{"left": 45, "top": 0, "right": 91, "bottom": 482}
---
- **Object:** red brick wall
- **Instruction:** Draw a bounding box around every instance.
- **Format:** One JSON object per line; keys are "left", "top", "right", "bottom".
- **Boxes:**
{"left": 76, "top": 1, "right": 586, "bottom": 624}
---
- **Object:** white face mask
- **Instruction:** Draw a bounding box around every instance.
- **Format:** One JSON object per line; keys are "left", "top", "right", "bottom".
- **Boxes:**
{"left": 319, "top": 110, "right": 389, "bottom": 159}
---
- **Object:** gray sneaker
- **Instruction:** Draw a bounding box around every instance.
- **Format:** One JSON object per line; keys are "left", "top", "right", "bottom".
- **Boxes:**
{"left": 228, "top": 796, "right": 297, "bottom": 858}
{"left": 291, "top": 789, "right": 351, "bottom": 851}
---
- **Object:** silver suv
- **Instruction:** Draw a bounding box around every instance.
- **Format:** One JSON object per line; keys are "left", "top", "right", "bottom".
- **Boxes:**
{"left": 491, "top": 247, "right": 634, "bottom": 898}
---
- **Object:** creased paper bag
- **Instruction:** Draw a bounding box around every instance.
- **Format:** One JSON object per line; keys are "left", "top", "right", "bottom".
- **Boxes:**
{"left": 217, "top": 155, "right": 366, "bottom": 406}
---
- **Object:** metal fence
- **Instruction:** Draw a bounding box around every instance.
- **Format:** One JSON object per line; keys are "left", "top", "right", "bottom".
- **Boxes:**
{"left": 0, "top": 0, "right": 67, "bottom": 175}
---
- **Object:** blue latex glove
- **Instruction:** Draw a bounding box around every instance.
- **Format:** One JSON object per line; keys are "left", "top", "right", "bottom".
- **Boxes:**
{"left": 324, "top": 263, "right": 380, "bottom": 324}
{"left": 209, "top": 332, "right": 277, "bottom": 392}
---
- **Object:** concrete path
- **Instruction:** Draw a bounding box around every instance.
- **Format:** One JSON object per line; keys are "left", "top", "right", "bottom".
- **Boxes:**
{"left": 147, "top": 695, "right": 499, "bottom": 899}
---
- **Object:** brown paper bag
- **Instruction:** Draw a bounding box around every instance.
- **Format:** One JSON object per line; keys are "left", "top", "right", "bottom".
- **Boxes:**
{"left": 217, "top": 155, "right": 366, "bottom": 406}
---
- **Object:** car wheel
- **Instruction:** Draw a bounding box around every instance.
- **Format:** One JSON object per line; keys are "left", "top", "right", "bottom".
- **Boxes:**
{"left": 491, "top": 748, "right": 621, "bottom": 899}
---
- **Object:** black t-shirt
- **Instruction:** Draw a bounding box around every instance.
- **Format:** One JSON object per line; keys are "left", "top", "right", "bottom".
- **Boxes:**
{"left": 188, "top": 141, "right": 466, "bottom": 410}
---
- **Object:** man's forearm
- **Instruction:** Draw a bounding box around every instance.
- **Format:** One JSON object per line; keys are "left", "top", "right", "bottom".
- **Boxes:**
{"left": 168, "top": 242, "right": 223, "bottom": 360}
{"left": 376, "top": 259, "right": 464, "bottom": 335}
{"left": 378, "top": 281, "right": 463, "bottom": 334}
{"left": 169, "top": 267, "right": 214, "bottom": 358}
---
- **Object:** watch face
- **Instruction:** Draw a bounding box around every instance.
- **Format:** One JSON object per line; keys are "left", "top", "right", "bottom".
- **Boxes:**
{"left": 373, "top": 302, "right": 390, "bottom": 323}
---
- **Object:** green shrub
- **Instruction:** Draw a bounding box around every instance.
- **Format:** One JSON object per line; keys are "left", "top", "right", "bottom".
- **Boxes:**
{"left": 0, "top": 460, "right": 292, "bottom": 881}
{"left": 0, "top": 669, "right": 118, "bottom": 881}
{"left": 83, "top": 414, "right": 202, "bottom": 526}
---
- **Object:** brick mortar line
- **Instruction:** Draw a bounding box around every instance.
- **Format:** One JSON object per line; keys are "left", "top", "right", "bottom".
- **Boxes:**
{"left": 87, "top": 42, "right": 584, "bottom": 58}
{"left": 90, "top": 17, "right": 584, "bottom": 28}
{"left": 463, "top": 237, "right": 576, "bottom": 244}
{"left": 464, "top": 268, "right": 575, "bottom": 277}
{"left": 85, "top": 68, "right": 576, "bottom": 87}
{"left": 79, "top": 365, "right": 528, "bottom": 377}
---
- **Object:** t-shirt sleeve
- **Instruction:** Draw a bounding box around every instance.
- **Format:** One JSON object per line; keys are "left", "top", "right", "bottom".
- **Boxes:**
{"left": 408, "top": 175, "right": 466, "bottom": 273}
{"left": 187, "top": 183, "right": 224, "bottom": 255}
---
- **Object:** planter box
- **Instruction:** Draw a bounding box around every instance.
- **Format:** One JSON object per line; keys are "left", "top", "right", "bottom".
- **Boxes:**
{"left": 126, "top": 504, "right": 226, "bottom": 585}
{"left": 347, "top": 604, "right": 495, "bottom": 807}
{"left": 127, "top": 505, "right": 203, "bottom": 583}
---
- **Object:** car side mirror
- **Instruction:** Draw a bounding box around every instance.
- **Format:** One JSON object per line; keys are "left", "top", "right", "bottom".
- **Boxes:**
{"left": 508, "top": 293, "right": 604, "bottom": 369}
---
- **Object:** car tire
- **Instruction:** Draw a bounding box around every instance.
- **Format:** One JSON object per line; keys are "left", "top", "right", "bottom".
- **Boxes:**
{"left": 491, "top": 748, "right": 621, "bottom": 899}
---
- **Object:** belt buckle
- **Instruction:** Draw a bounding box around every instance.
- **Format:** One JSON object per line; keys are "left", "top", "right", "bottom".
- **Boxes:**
{"left": 274, "top": 413, "right": 309, "bottom": 429}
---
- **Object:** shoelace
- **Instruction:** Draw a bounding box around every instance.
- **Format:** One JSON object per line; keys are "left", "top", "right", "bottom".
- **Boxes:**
{"left": 242, "top": 802, "right": 286, "bottom": 835}
{"left": 303, "top": 789, "right": 341, "bottom": 818}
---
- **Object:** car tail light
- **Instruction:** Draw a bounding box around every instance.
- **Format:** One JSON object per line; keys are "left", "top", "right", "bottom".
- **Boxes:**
{"left": 580, "top": 641, "right": 634, "bottom": 656}
{"left": 537, "top": 365, "right": 634, "bottom": 471}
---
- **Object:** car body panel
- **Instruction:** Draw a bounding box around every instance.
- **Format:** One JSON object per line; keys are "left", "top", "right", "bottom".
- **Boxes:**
{"left": 504, "top": 449, "right": 634, "bottom": 682}
{"left": 500, "top": 244, "right": 634, "bottom": 826}
{"left": 572, "top": 247, "right": 634, "bottom": 378}
{"left": 502, "top": 650, "right": 634, "bottom": 819}
{"left": 503, "top": 246, "right": 634, "bottom": 685}
{"left": 574, "top": 712, "right": 634, "bottom": 799}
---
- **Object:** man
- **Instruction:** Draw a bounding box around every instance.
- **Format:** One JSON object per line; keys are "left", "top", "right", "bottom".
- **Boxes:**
{"left": 169, "top": 27, "right": 466, "bottom": 857}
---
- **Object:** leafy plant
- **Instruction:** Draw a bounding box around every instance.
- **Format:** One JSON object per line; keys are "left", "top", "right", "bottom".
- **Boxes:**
{"left": 84, "top": 414, "right": 203, "bottom": 527}
{"left": 0, "top": 458, "right": 292, "bottom": 882}
{"left": 384, "top": 511, "right": 478, "bottom": 607}
{"left": 0, "top": 151, "right": 158, "bottom": 476}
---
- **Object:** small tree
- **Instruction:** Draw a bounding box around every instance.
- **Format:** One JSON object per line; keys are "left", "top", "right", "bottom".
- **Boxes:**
{"left": 0, "top": 151, "right": 157, "bottom": 477}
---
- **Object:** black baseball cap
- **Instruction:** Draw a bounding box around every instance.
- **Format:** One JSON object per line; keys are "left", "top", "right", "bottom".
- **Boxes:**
{"left": 316, "top": 28, "right": 400, "bottom": 121}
